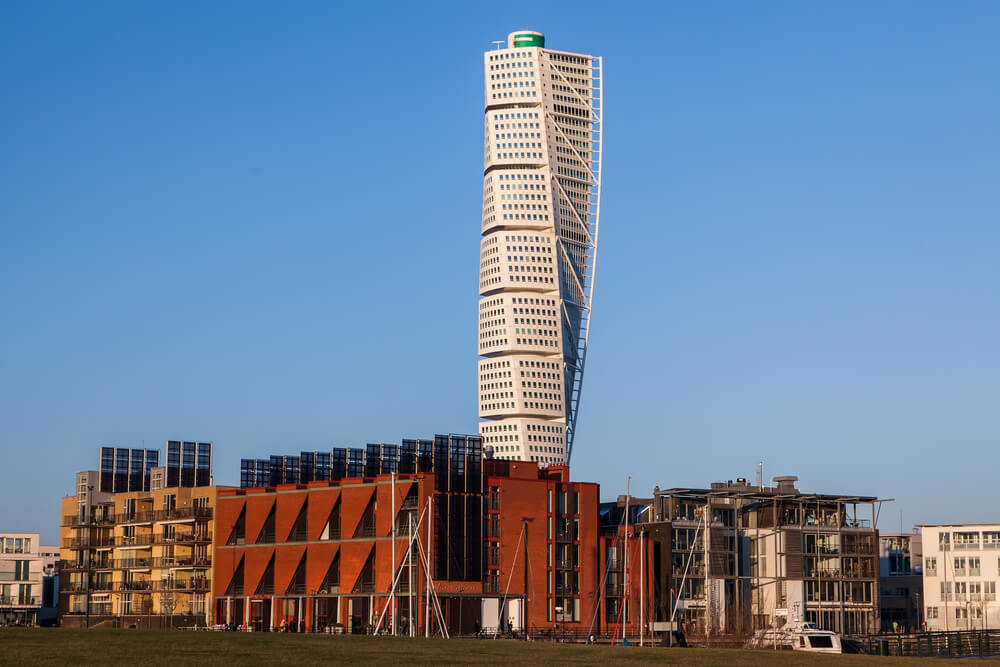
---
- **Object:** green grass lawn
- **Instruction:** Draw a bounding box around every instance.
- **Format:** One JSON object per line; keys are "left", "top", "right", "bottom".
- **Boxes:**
{"left": 2, "top": 628, "right": 998, "bottom": 665}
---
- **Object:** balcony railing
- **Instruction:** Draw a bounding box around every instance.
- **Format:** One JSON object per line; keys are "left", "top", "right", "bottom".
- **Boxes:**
{"left": 154, "top": 579, "right": 210, "bottom": 592}
{"left": 925, "top": 568, "right": 937, "bottom": 576}
{"left": 62, "top": 514, "right": 117, "bottom": 527}
{"left": 154, "top": 507, "right": 214, "bottom": 522}
{"left": 971, "top": 568, "right": 981, "bottom": 576}
{"left": 987, "top": 593, "right": 997, "bottom": 601}
{"left": 118, "top": 581, "right": 153, "bottom": 591}
{"left": 954, "top": 543, "right": 981, "bottom": 551}
{"left": 555, "top": 530, "right": 574, "bottom": 543}
{"left": 0, "top": 596, "right": 40, "bottom": 607}
{"left": 555, "top": 559, "right": 575, "bottom": 570}
{"left": 971, "top": 593, "right": 983, "bottom": 601}
{"left": 117, "top": 533, "right": 212, "bottom": 547}
{"left": 62, "top": 583, "right": 90, "bottom": 593}
{"left": 156, "top": 556, "right": 211, "bottom": 568}
{"left": 62, "top": 538, "right": 114, "bottom": 549}
{"left": 954, "top": 568, "right": 967, "bottom": 577}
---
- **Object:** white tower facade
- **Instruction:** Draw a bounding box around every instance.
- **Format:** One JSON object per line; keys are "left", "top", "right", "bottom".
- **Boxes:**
{"left": 478, "top": 31, "right": 602, "bottom": 466}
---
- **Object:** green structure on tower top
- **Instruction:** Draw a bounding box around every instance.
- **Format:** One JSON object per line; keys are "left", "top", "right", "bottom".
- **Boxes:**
{"left": 509, "top": 30, "right": 544, "bottom": 48}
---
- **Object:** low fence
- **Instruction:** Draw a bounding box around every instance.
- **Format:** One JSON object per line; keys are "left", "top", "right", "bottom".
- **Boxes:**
{"left": 863, "top": 630, "right": 1000, "bottom": 658}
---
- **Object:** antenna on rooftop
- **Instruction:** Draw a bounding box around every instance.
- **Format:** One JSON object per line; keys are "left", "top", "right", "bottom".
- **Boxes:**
{"left": 491, "top": 40, "right": 504, "bottom": 50}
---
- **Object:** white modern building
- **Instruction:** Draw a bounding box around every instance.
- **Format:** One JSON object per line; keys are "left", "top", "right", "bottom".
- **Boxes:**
{"left": 478, "top": 30, "right": 603, "bottom": 466}
{"left": 919, "top": 524, "right": 1000, "bottom": 630}
{"left": 0, "top": 532, "right": 60, "bottom": 625}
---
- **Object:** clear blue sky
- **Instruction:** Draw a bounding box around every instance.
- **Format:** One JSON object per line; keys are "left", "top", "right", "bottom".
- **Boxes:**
{"left": 2, "top": 2, "right": 998, "bottom": 543}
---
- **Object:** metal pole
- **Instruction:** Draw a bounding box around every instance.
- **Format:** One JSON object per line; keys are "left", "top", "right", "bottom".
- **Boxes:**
{"left": 640, "top": 529, "right": 644, "bottom": 646}
{"left": 624, "top": 476, "right": 630, "bottom": 639}
{"left": 523, "top": 520, "right": 529, "bottom": 641}
{"left": 391, "top": 472, "right": 396, "bottom": 636}
{"left": 425, "top": 496, "right": 431, "bottom": 638}
{"left": 408, "top": 511, "right": 414, "bottom": 637}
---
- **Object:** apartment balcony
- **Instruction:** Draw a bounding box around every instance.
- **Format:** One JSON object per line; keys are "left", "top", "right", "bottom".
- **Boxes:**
{"left": 155, "top": 507, "right": 214, "bottom": 523}
{"left": 954, "top": 593, "right": 967, "bottom": 602}
{"left": 156, "top": 556, "right": 211, "bottom": 569}
{"left": 925, "top": 568, "right": 937, "bottom": 576}
{"left": 971, "top": 593, "right": 983, "bottom": 601}
{"left": 986, "top": 593, "right": 997, "bottom": 601}
{"left": 555, "top": 559, "right": 575, "bottom": 570}
{"left": 116, "top": 533, "right": 212, "bottom": 548}
{"left": 154, "top": 579, "right": 210, "bottom": 592}
{"left": 942, "top": 593, "right": 953, "bottom": 601}
{"left": 971, "top": 568, "right": 981, "bottom": 576}
{"left": 118, "top": 581, "right": 153, "bottom": 592}
{"left": 954, "top": 568, "right": 967, "bottom": 577}
{"left": 90, "top": 583, "right": 116, "bottom": 592}
{"left": 954, "top": 543, "right": 981, "bottom": 551}
{"left": 62, "top": 514, "right": 116, "bottom": 527}
{"left": 116, "top": 511, "right": 156, "bottom": 525}
{"left": 555, "top": 530, "right": 574, "bottom": 543}
{"left": 116, "top": 535, "right": 156, "bottom": 548}
{"left": 0, "top": 596, "right": 40, "bottom": 607}
{"left": 58, "top": 560, "right": 92, "bottom": 571}
{"left": 62, "top": 583, "right": 90, "bottom": 594}
{"left": 62, "top": 538, "right": 115, "bottom": 549}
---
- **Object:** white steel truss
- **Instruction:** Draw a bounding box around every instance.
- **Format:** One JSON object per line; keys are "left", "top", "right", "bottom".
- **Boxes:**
{"left": 541, "top": 52, "right": 603, "bottom": 465}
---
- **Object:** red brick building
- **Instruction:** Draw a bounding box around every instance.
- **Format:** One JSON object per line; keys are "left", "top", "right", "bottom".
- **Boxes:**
{"left": 212, "top": 452, "right": 609, "bottom": 637}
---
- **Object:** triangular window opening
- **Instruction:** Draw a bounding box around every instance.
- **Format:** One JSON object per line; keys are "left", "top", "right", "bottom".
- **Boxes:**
{"left": 225, "top": 556, "right": 245, "bottom": 595}
{"left": 227, "top": 507, "right": 246, "bottom": 545}
{"left": 320, "top": 498, "right": 341, "bottom": 540}
{"left": 256, "top": 503, "right": 276, "bottom": 544}
{"left": 255, "top": 555, "right": 275, "bottom": 595}
{"left": 353, "top": 494, "right": 376, "bottom": 539}
{"left": 319, "top": 551, "right": 340, "bottom": 593}
{"left": 351, "top": 548, "right": 375, "bottom": 594}
{"left": 401, "top": 483, "right": 419, "bottom": 510}
{"left": 287, "top": 498, "right": 308, "bottom": 542}
{"left": 286, "top": 552, "right": 307, "bottom": 594}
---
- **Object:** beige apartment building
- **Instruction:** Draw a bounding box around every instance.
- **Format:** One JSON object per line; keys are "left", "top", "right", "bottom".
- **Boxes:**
{"left": 59, "top": 470, "right": 231, "bottom": 627}
{"left": 1, "top": 532, "right": 59, "bottom": 625}
{"left": 920, "top": 523, "right": 1000, "bottom": 631}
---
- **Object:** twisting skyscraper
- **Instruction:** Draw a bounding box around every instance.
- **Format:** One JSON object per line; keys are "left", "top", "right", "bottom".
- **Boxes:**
{"left": 478, "top": 31, "right": 602, "bottom": 466}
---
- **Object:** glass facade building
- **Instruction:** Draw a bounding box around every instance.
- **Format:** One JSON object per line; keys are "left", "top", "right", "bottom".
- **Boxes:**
{"left": 98, "top": 447, "right": 160, "bottom": 494}
{"left": 166, "top": 441, "right": 213, "bottom": 488}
